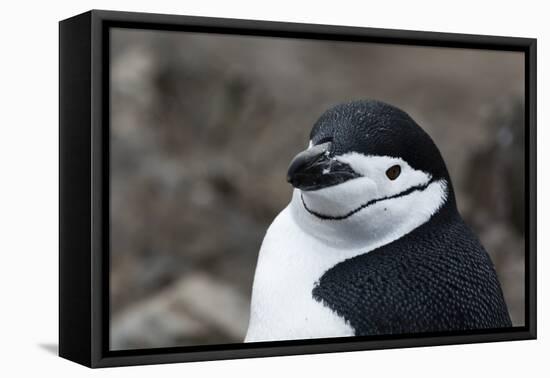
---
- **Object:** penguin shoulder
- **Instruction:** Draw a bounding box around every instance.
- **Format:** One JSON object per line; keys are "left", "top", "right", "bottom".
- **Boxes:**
{"left": 312, "top": 215, "right": 512, "bottom": 335}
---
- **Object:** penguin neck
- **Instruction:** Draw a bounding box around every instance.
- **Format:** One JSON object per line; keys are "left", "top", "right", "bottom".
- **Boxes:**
{"left": 289, "top": 179, "right": 454, "bottom": 251}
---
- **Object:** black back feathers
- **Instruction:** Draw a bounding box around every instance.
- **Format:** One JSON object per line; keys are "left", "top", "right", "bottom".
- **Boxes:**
{"left": 312, "top": 209, "right": 512, "bottom": 335}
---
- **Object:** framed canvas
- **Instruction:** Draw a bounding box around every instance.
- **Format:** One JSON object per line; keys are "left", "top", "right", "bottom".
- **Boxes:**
{"left": 59, "top": 9, "right": 537, "bottom": 368}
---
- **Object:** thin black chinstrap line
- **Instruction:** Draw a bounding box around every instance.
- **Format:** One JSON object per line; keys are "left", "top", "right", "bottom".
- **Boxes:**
{"left": 301, "top": 178, "right": 435, "bottom": 220}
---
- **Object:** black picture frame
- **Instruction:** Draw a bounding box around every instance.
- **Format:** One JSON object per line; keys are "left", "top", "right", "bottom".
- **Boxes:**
{"left": 59, "top": 9, "right": 537, "bottom": 368}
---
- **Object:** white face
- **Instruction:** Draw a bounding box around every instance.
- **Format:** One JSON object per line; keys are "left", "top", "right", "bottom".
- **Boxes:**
{"left": 290, "top": 151, "right": 448, "bottom": 250}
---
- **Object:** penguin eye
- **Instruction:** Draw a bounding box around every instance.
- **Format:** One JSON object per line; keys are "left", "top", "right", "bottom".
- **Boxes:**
{"left": 386, "top": 165, "right": 401, "bottom": 180}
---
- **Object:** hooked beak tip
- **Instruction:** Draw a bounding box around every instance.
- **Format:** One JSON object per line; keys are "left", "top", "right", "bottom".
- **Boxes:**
{"left": 286, "top": 142, "right": 331, "bottom": 187}
{"left": 286, "top": 141, "right": 361, "bottom": 191}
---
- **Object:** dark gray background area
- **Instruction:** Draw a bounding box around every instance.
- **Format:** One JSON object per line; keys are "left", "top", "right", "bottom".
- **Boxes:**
{"left": 109, "top": 28, "right": 525, "bottom": 350}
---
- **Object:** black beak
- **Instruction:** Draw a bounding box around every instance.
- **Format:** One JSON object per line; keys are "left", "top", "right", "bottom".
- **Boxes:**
{"left": 287, "top": 142, "right": 361, "bottom": 191}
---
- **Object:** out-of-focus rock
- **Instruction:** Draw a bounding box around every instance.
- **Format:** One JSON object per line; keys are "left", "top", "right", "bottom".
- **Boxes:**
{"left": 111, "top": 272, "right": 249, "bottom": 349}
{"left": 462, "top": 97, "right": 525, "bottom": 325}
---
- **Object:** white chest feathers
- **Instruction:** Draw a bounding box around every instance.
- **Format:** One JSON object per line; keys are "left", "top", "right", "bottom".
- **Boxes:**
{"left": 245, "top": 206, "right": 356, "bottom": 342}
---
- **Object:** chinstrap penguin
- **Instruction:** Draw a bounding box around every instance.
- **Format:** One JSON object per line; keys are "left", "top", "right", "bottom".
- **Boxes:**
{"left": 245, "top": 100, "right": 511, "bottom": 342}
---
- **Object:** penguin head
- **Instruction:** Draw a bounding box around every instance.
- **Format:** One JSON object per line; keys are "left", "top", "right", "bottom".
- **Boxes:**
{"left": 287, "top": 100, "right": 456, "bottom": 248}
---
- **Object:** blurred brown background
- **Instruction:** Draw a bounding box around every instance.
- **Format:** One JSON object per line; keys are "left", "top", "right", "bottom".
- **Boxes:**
{"left": 109, "top": 28, "right": 525, "bottom": 350}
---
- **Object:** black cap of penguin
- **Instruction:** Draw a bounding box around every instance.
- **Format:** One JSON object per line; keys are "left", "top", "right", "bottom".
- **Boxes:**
{"left": 287, "top": 100, "right": 456, "bottom": 212}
